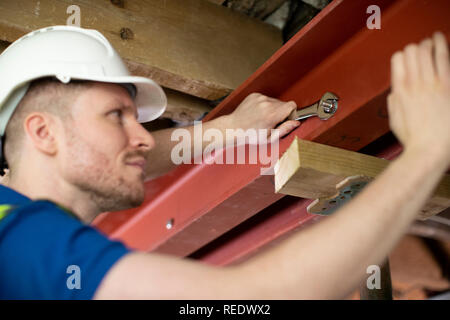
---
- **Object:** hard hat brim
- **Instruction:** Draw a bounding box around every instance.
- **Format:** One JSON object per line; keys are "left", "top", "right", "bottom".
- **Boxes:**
{"left": 0, "top": 25, "right": 168, "bottom": 136}
{"left": 67, "top": 75, "right": 167, "bottom": 123}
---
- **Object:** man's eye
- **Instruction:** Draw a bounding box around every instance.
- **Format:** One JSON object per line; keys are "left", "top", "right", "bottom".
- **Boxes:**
{"left": 109, "top": 109, "right": 123, "bottom": 120}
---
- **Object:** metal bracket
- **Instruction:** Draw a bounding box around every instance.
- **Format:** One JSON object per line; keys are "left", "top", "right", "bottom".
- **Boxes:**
{"left": 307, "top": 175, "right": 372, "bottom": 215}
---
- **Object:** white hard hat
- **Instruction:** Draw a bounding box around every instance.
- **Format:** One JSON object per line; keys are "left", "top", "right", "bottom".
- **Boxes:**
{"left": 0, "top": 25, "right": 167, "bottom": 136}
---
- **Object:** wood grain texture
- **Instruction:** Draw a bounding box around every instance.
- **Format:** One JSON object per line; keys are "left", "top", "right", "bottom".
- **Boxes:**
{"left": 225, "top": 0, "right": 288, "bottom": 19}
{"left": 275, "top": 138, "right": 450, "bottom": 219}
{"left": 0, "top": 0, "right": 282, "bottom": 100}
{"left": 206, "top": 0, "right": 226, "bottom": 5}
{"left": 162, "top": 88, "right": 212, "bottom": 125}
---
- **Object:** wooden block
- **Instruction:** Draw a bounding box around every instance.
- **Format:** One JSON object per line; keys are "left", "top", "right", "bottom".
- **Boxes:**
{"left": 274, "top": 137, "right": 450, "bottom": 219}
{"left": 0, "top": 0, "right": 282, "bottom": 100}
{"left": 274, "top": 137, "right": 390, "bottom": 199}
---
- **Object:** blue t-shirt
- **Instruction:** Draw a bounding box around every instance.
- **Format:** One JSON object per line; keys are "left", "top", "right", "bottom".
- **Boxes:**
{"left": 0, "top": 184, "right": 131, "bottom": 299}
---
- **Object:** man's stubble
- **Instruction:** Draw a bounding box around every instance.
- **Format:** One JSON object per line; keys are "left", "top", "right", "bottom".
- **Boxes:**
{"left": 63, "top": 125, "right": 146, "bottom": 214}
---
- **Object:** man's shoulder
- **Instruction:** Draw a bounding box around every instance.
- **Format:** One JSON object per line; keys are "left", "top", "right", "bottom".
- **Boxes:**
{"left": 0, "top": 199, "right": 80, "bottom": 231}
{"left": 0, "top": 184, "right": 32, "bottom": 207}
{"left": 0, "top": 186, "right": 132, "bottom": 299}
{"left": 0, "top": 184, "right": 80, "bottom": 225}
{"left": 0, "top": 192, "right": 90, "bottom": 252}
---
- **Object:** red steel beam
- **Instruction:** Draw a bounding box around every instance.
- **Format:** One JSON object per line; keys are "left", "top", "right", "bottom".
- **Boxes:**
{"left": 190, "top": 195, "right": 323, "bottom": 266}
{"left": 93, "top": 0, "right": 450, "bottom": 256}
{"left": 190, "top": 136, "right": 404, "bottom": 266}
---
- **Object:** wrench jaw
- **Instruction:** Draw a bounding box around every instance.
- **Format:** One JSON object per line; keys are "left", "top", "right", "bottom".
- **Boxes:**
{"left": 317, "top": 92, "right": 338, "bottom": 120}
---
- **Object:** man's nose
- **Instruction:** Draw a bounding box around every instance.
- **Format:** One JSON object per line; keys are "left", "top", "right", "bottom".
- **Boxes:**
{"left": 128, "top": 122, "right": 155, "bottom": 151}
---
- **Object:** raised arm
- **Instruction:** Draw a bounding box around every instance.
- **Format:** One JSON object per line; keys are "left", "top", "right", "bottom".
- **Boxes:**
{"left": 94, "top": 33, "right": 450, "bottom": 300}
{"left": 144, "top": 94, "right": 300, "bottom": 180}
{"left": 238, "top": 32, "right": 450, "bottom": 299}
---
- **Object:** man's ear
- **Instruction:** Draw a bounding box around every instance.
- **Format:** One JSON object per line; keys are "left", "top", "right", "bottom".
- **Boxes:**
{"left": 23, "top": 112, "right": 59, "bottom": 156}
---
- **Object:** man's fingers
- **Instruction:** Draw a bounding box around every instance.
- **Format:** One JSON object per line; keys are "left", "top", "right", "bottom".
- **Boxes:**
{"left": 272, "top": 120, "right": 300, "bottom": 140}
{"left": 391, "top": 51, "right": 406, "bottom": 91}
{"left": 387, "top": 93, "right": 398, "bottom": 121}
{"left": 404, "top": 44, "right": 421, "bottom": 86}
{"left": 418, "top": 38, "right": 435, "bottom": 84}
{"left": 285, "top": 100, "right": 297, "bottom": 113}
{"left": 277, "top": 100, "right": 297, "bottom": 122}
{"left": 433, "top": 31, "right": 450, "bottom": 82}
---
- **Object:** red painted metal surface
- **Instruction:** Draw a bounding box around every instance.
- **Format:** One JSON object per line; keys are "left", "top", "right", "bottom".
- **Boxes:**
{"left": 93, "top": 0, "right": 450, "bottom": 257}
{"left": 190, "top": 195, "right": 322, "bottom": 266}
{"left": 191, "top": 136, "right": 404, "bottom": 266}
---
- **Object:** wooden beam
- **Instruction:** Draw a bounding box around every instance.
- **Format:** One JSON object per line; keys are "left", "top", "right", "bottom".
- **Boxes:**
{"left": 0, "top": 0, "right": 282, "bottom": 100}
{"left": 0, "top": 40, "right": 8, "bottom": 53}
{"left": 206, "top": 0, "right": 226, "bottom": 5}
{"left": 275, "top": 138, "right": 450, "bottom": 219}
{"left": 161, "top": 88, "right": 212, "bottom": 125}
{"left": 225, "top": 0, "right": 288, "bottom": 19}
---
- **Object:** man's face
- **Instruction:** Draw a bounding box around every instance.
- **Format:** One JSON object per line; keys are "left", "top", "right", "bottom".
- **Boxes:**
{"left": 59, "top": 82, "right": 155, "bottom": 213}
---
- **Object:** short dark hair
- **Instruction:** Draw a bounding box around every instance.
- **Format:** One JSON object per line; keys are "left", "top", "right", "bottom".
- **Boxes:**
{"left": 4, "top": 77, "right": 93, "bottom": 174}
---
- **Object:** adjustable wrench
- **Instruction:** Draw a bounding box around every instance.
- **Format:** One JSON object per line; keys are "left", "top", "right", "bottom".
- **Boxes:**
{"left": 289, "top": 92, "right": 339, "bottom": 121}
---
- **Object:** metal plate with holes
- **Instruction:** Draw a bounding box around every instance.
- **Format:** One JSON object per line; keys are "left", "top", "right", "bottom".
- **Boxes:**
{"left": 307, "top": 176, "right": 372, "bottom": 215}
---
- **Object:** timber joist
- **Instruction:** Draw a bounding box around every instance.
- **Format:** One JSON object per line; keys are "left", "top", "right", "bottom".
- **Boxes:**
{"left": 0, "top": 0, "right": 282, "bottom": 100}
{"left": 94, "top": 0, "right": 450, "bottom": 264}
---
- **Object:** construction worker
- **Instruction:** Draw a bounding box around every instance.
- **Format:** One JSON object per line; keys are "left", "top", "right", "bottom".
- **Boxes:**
{"left": 0, "top": 25, "right": 448, "bottom": 299}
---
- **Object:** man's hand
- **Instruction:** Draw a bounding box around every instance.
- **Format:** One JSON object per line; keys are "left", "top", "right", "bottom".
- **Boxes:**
{"left": 145, "top": 93, "right": 300, "bottom": 179}
{"left": 224, "top": 93, "right": 301, "bottom": 143}
{"left": 388, "top": 32, "right": 450, "bottom": 159}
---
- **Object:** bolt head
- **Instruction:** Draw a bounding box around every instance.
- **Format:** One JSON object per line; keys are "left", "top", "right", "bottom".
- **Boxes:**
{"left": 166, "top": 219, "right": 174, "bottom": 230}
{"left": 323, "top": 99, "right": 338, "bottom": 113}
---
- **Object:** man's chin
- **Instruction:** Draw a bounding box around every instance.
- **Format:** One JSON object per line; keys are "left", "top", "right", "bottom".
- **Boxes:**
{"left": 129, "top": 192, "right": 146, "bottom": 208}
{"left": 123, "top": 184, "right": 146, "bottom": 208}
{"left": 105, "top": 194, "right": 145, "bottom": 212}
{"left": 99, "top": 184, "right": 146, "bottom": 213}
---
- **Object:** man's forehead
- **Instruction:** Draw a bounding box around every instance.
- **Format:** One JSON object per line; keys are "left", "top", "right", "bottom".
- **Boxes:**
{"left": 76, "top": 82, "right": 138, "bottom": 113}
